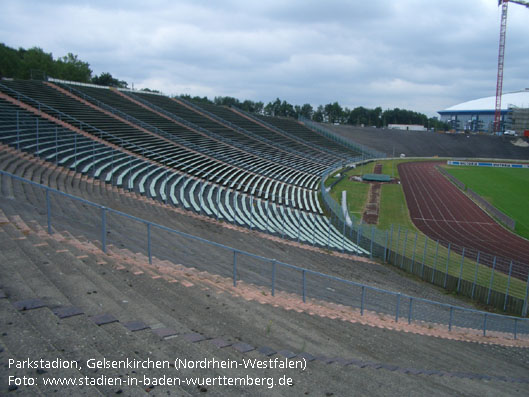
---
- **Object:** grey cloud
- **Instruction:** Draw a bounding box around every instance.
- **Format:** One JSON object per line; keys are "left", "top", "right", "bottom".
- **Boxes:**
{"left": 0, "top": 0, "right": 528, "bottom": 116}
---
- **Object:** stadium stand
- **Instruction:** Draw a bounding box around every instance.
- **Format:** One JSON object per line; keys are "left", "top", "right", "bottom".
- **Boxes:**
{"left": 1, "top": 147, "right": 529, "bottom": 395}
{"left": 0, "top": 82, "right": 367, "bottom": 254}
{"left": 178, "top": 99, "right": 348, "bottom": 163}
{"left": 55, "top": 83, "right": 326, "bottom": 177}
{"left": 2, "top": 78, "right": 529, "bottom": 395}
{"left": 321, "top": 124, "right": 529, "bottom": 159}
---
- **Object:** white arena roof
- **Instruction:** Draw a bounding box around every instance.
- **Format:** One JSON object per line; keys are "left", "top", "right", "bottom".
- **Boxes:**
{"left": 440, "top": 89, "right": 529, "bottom": 113}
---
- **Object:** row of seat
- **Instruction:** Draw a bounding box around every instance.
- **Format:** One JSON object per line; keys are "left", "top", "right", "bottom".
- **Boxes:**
{"left": 203, "top": 102, "right": 353, "bottom": 161}
{"left": 0, "top": 99, "right": 367, "bottom": 255}
{"left": 0, "top": 101, "right": 319, "bottom": 212}
{"left": 0, "top": 81, "right": 320, "bottom": 194}
{"left": 171, "top": 96, "right": 347, "bottom": 165}
{"left": 61, "top": 83, "right": 327, "bottom": 177}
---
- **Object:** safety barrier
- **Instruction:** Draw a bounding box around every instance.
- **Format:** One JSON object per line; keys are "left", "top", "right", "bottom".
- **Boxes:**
{"left": 1, "top": 169, "right": 528, "bottom": 338}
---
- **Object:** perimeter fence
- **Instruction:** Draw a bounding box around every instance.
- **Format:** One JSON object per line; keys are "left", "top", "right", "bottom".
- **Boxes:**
{"left": 1, "top": 170, "right": 528, "bottom": 339}
{"left": 320, "top": 161, "right": 529, "bottom": 317}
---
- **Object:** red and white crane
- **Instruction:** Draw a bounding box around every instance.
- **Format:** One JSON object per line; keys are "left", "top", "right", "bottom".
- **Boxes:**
{"left": 494, "top": 0, "right": 529, "bottom": 133}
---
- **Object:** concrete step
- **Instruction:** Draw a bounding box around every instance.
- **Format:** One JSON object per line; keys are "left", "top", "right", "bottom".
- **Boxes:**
{"left": 0, "top": 299, "right": 101, "bottom": 396}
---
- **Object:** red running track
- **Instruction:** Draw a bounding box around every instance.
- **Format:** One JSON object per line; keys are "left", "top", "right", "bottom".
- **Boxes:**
{"left": 398, "top": 161, "right": 529, "bottom": 279}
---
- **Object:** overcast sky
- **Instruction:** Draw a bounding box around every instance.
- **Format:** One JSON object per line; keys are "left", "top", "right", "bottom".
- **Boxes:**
{"left": 1, "top": 0, "right": 528, "bottom": 116}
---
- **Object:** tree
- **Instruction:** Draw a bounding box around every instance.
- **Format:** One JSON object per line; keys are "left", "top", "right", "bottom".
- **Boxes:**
{"left": 278, "top": 100, "right": 295, "bottom": 117}
{"left": 0, "top": 43, "right": 94, "bottom": 82}
{"left": 0, "top": 43, "right": 21, "bottom": 78}
{"left": 92, "top": 72, "right": 127, "bottom": 88}
{"left": 300, "top": 103, "right": 314, "bottom": 118}
{"left": 313, "top": 105, "right": 325, "bottom": 122}
{"left": 241, "top": 99, "right": 264, "bottom": 113}
{"left": 19, "top": 47, "right": 55, "bottom": 80}
{"left": 140, "top": 87, "right": 161, "bottom": 94}
{"left": 214, "top": 96, "right": 239, "bottom": 107}
{"left": 55, "top": 53, "right": 92, "bottom": 82}
{"left": 181, "top": 94, "right": 213, "bottom": 104}
{"left": 324, "top": 102, "right": 344, "bottom": 123}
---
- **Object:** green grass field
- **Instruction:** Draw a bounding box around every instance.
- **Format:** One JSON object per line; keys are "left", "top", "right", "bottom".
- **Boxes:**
{"left": 378, "top": 184, "right": 417, "bottom": 231}
{"left": 444, "top": 165, "right": 529, "bottom": 240}
{"left": 325, "top": 162, "right": 374, "bottom": 219}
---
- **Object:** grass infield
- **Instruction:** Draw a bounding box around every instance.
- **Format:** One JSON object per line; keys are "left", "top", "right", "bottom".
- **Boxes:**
{"left": 443, "top": 165, "right": 529, "bottom": 240}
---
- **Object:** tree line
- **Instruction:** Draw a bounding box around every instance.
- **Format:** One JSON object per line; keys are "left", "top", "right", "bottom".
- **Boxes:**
{"left": 0, "top": 43, "right": 127, "bottom": 88}
{"left": 183, "top": 95, "right": 448, "bottom": 130}
{"left": 1, "top": 43, "right": 447, "bottom": 129}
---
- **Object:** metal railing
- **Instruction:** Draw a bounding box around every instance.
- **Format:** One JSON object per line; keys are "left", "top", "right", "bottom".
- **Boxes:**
{"left": 1, "top": 169, "right": 527, "bottom": 339}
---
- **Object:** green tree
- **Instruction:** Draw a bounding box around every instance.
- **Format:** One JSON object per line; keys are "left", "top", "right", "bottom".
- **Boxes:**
{"left": 0, "top": 43, "right": 21, "bottom": 78}
{"left": 313, "top": 105, "right": 325, "bottom": 122}
{"left": 214, "top": 96, "right": 239, "bottom": 107}
{"left": 241, "top": 99, "right": 264, "bottom": 113}
{"left": 278, "top": 100, "right": 295, "bottom": 117}
{"left": 140, "top": 87, "right": 161, "bottom": 94}
{"left": 19, "top": 47, "right": 55, "bottom": 79}
{"left": 298, "top": 103, "right": 313, "bottom": 119}
{"left": 181, "top": 94, "right": 213, "bottom": 104}
{"left": 56, "top": 53, "right": 92, "bottom": 82}
{"left": 324, "top": 102, "right": 344, "bottom": 123}
{"left": 92, "top": 72, "right": 127, "bottom": 88}
{"left": 264, "top": 98, "right": 281, "bottom": 116}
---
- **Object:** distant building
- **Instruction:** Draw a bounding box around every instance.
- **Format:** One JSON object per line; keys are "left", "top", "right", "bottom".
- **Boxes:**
{"left": 438, "top": 89, "right": 529, "bottom": 134}
{"left": 387, "top": 124, "right": 427, "bottom": 131}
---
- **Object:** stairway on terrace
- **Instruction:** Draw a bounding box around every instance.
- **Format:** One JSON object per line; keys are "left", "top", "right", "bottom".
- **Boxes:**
{"left": 131, "top": 91, "right": 339, "bottom": 167}
{"left": 0, "top": 88, "right": 372, "bottom": 255}
{"left": 0, "top": 206, "right": 318, "bottom": 396}
{"left": 56, "top": 83, "right": 323, "bottom": 179}
{"left": 1, "top": 172, "right": 528, "bottom": 396}
{"left": 184, "top": 100, "right": 344, "bottom": 166}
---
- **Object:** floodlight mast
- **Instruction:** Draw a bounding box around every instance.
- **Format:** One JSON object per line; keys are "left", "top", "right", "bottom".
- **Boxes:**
{"left": 494, "top": 0, "right": 529, "bottom": 134}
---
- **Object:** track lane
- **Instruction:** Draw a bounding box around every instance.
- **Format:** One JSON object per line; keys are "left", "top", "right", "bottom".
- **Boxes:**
{"left": 399, "top": 161, "right": 529, "bottom": 279}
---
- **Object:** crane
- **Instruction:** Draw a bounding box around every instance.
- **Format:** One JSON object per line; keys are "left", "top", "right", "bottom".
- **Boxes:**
{"left": 494, "top": 0, "right": 529, "bottom": 133}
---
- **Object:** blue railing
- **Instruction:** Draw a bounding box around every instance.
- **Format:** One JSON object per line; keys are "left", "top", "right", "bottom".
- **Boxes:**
{"left": 0, "top": 169, "right": 527, "bottom": 338}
